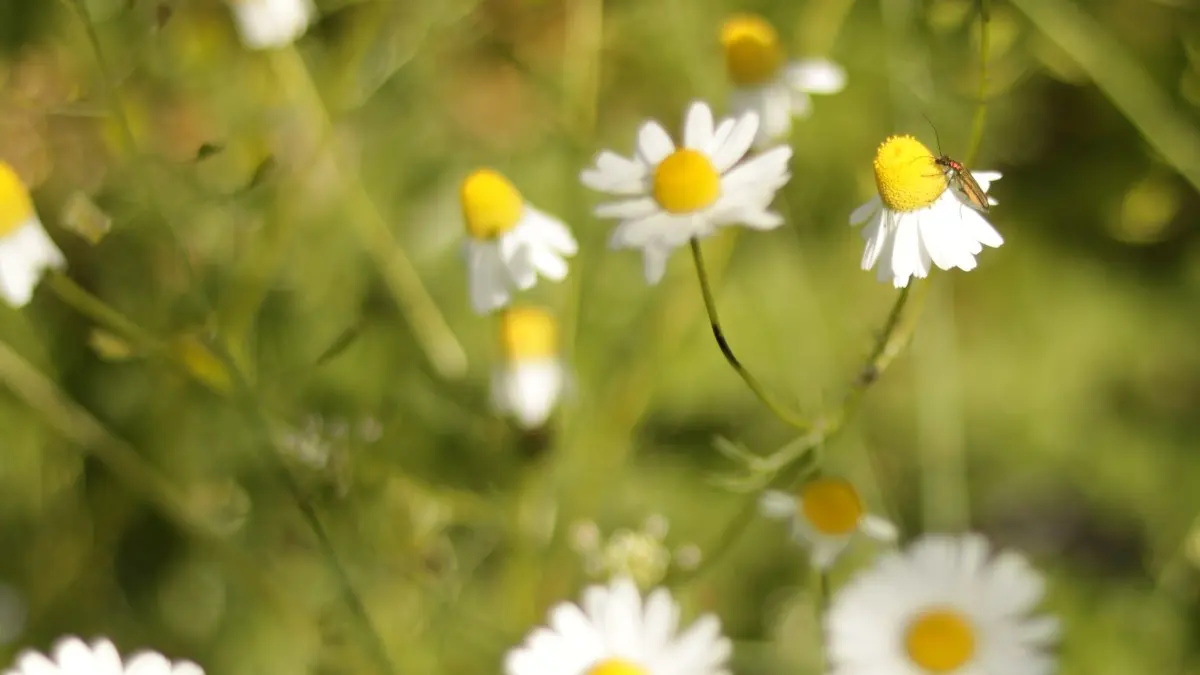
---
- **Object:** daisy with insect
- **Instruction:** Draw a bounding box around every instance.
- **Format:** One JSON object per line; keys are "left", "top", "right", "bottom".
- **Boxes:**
{"left": 850, "top": 135, "right": 1003, "bottom": 288}
{"left": 581, "top": 100, "right": 792, "bottom": 284}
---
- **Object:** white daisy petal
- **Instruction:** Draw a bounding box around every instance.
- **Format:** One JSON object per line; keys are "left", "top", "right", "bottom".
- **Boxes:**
{"left": 785, "top": 59, "right": 847, "bottom": 94}
{"left": 706, "top": 119, "right": 736, "bottom": 156}
{"left": 849, "top": 196, "right": 881, "bottom": 225}
{"left": 758, "top": 491, "right": 796, "bottom": 518}
{"left": 710, "top": 112, "right": 760, "bottom": 173}
{"left": 504, "top": 580, "right": 729, "bottom": 675}
{"left": 0, "top": 218, "right": 66, "bottom": 308}
{"left": 524, "top": 207, "right": 580, "bottom": 255}
{"left": 637, "top": 120, "right": 675, "bottom": 165}
{"left": 683, "top": 101, "right": 715, "bottom": 150}
{"left": 859, "top": 212, "right": 888, "bottom": 270}
{"left": 5, "top": 638, "right": 204, "bottom": 675}
{"left": 859, "top": 515, "right": 898, "bottom": 542}
{"left": 641, "top": 245, "right": 672, "bottom": 285}
{"left": 594, "top": 198, "right": 659, "bottom": 220}
{"left": 890, "top": 219, "right": 920, "bottom": 286}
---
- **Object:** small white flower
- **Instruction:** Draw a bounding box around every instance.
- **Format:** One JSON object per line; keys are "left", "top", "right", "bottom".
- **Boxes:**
{"left": 581, "top": 100, "right": 791, "bottom": 285}
{"left": 461, "top": 169, "right": 578, "bottom": 315}
{"left": 3, "top": 636, "right": 203, "bottom": 675}
{"left": 491, "top": 307, "right": 566, "bottom": 428}
{"left": 228, "top": 0, "right": 314, "bottom": 50}
{"left": 851, "top": 135, "right": 1003, "bottom": 288}
{"left": 504, "top": 577, "right": 732, "bottom": 675}
{"left": 827, "top": 533, "right": 1059, "bottom": 675}
{"left": 0, "top": 163, "right": 66, "bottom": 307}
{"left": 759, "top": 476, "right": 896, "bottom": 570}
{"left": 720, "top": 14, "right": 846, "bottom": 147}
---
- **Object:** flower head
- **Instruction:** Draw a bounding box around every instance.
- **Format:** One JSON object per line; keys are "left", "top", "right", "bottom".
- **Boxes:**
{"left": 504, "top": 577, "right": 731, "bottom": 675}
{"left": 826, "top": 533, "right": 1059, "bottom": 675}
{"left": 227, "top": 0, "right": 314, "bottom": 50}
{"left": 759, "top": 476, "right": 896, "bottom": 569}
{"left": 0, "top": 162, "right": 66, "bottom": 307}
{"left": 492, "top": 306, "right": 566, "bottom": 429}
{"left": 581, "top": 101, "right": 791, "bottom": 284}
{"left": 850, "top": 135, "right": 1003, "bottom": 288}
{"left": 461, "top": 169, "right": 578, "bottom": 314}
{"left": 720, "top": 14, "right": 846, "bottom": 147}
{"left": 3, "top": 636, "right": 203, "bottom": 675}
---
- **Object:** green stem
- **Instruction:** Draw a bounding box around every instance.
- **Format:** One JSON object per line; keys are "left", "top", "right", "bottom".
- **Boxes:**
{"left": 816, "top": 570, "right": 830, "bottom": 673}
{"left": 689, "top": 238, "right": 812, "bottom": 431}
{"left": 965, "top": 0, "right": 992, "bottom": 165}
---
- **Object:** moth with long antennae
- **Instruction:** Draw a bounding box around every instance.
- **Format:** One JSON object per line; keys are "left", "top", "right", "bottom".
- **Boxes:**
{"left": 921, "top": 113, "right": 992, "bottom": 214}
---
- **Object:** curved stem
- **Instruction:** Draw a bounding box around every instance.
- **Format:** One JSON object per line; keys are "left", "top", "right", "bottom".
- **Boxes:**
{"left": 689, "top": 239, "right": 812, "bottom": 431}
{"left": 965, "top": 0, "right": 992, "bottom": 165}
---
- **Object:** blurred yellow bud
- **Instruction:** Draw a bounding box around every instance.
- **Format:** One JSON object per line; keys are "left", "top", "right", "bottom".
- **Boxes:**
{"left": 498, "top": 306, "right": 558, "bottom": 362}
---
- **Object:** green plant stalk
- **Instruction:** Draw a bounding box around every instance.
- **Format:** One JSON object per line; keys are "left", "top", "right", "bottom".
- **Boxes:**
{"left": 689, "top": 238, "right": 812, "bottom": 431}
{"left": 965, "top": 0, "right": 991, "bottom": 166}
{"left": 268, "top": 47, "right": 467, "bottom": 380}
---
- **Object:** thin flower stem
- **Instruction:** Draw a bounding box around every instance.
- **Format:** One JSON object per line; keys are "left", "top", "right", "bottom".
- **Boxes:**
{"left": 965, "top": 0, "right": 992, "bottom": 166}
{"left": 689, "top": 238, "right": 812, "bottom": 431}
{"left": 670, "top": 279, "right": 928, "bottom": 587}
{"left": 816, "top": 570, "right": 831, "bottom": 673}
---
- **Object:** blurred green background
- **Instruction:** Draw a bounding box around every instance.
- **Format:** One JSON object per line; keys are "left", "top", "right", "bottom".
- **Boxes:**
{"left": 1, "top": 0, "right": 1200, "bottom": 673}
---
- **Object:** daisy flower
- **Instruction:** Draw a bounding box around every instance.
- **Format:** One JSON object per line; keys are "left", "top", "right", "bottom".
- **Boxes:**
{"left": 461, "top": 169, "right": 578, "bottom": 315}
{"left": 492, "top": 306, "right": 566, "bottom": 429}
{"left": 850, "top": 135, "right": 1003, "bottom": 288}
{"left": 759, "top": 476, "right": 897, "bottom": 570}
{"left": 827, "top": 533, "right": 1059, "bottom": 675}
{"left": 581, "top": 101, "right": 791, "bottom": 285}
{"left": 720, "top": 14, "right": 846, "bottom": 148}
{"left": 227, "top": 0, "right": 315, "bottom": 50}
{"left": 3, "top": 636, "right": 203, "bottom": 675}
{"left": 504, "top": 577, "right": 731, "bottom": 675}
{"left": 0, "top": 162, "right": 66, "bottom": 307}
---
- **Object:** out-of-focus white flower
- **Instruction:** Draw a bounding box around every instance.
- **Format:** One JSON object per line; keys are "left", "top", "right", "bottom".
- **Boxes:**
{"left": 492, "top": 306, "right": 565, "bottom": 429}
{"left": 504, "top": 577, "right": 731, "bottom": 675}
{"left": 581, "top": 100, "right": 791, "bottom": 284}
{"left": 720, "top": 14, "right": 846, "bottom": 147}
{"left": 759, "top": 476, "right": 896, "bottom": 570}
{"left": 827, "top": 533, "right": 1059, "bottom": 675}
{"left": 3, "top": 636, "right": 203, "bottom": 675}
{"left": 570, "top": 515, "right": 701, "bottom": 589}
{"left": 0, "top": 162, "right": 65, "bottom": 307}
{"left": 227, "top": 0, "right": 314, "bottom": 50}
{"left": 460, "top": 169, "right": 578, "bottom": 314}
{"left": 850, "top": 135, "right": 1003, "bottom": 288}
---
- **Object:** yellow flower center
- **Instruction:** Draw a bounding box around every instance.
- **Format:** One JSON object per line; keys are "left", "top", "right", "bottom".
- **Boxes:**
{"left": 872, "top": 135, "right": 948, "bottom": 212}
{"left": 905, "top": 608, "right": 976, "bottom": 673}
{"left": 461, "top": 168, "right": 524, "bottom": 239}
{"left": 652, "top": 150, "right": 720, "bottom": 214}
{"left": 720, "top": 14, "right": 785, "bottom": 87}
{"left": 498, "top": 306, "right": 557, "bottom": 361}
{"left": 0, "top": 162, "right": 36, "bottom": 238}
{"left": 585, "top": 658, "right": 647, "bottom": 675}
{"left": 798, "top": 477, "right": 864, "bottom": 535}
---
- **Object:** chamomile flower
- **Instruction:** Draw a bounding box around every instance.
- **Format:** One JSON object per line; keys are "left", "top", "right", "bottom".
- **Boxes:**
{"left": 461, "top": 169, "right": 578, "bottom": 314}
{"left": 759, "top": 476, "right": 896, "bottom": 569}
{"left": 3, "top": 636, "right": 203, "bottom": 675}
{"left": 504, "top": 577, "right": 731, "bottom": 675}
{"left": 721, "top": 14, "right": 846, "bottom": 148}
{"left": 0, "top": 162, "right": 66, "bottom": 307}
{"left": 227, "top": 0, "right": 314, "bottom": 50}
{"left": 827, "top": 533, "right": 1059, "bottom": 675}
{"left": 492, "top": 306, "right": 566, "bottom": 429}
{"left": 581, "top": 101, "right": 791, "bottom": 284}
{"left": 850, "top": 135, "right": 1004, "bottom": 288}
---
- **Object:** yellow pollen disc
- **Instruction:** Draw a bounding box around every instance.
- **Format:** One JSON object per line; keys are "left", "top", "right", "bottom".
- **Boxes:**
{"left": 798, "top": 477, "right": 864, "bottom": 535}
{"left": 585, "top": 658, "right": 648, "bottom": 675}
{"left": 905, "top": 608, "right": 976, "bottom": 673}
{"left": 720, "top": 14, "right": 785, "bottom": 87}
{"left": 0, "top": 162, "right": 36, "bottom": 238}
{"left": 872, "top": 135, "right": 948, "bottom": 212}
{"left": 498, "top": 306, "right": 558, "bottom": 361}
{"left": 460, "top": 168, "right": 524, "bottom": 239}
{"left": 653, "top": 150, "right": 720, "bottom": 214}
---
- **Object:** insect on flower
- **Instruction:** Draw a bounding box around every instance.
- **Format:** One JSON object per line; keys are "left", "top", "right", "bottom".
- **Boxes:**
{"left": 934, "top": 154, "right": 991, "bottom": 214}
